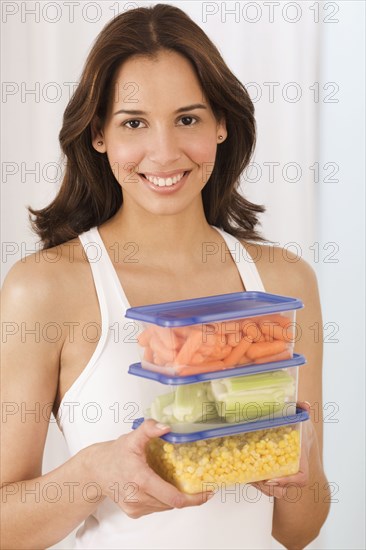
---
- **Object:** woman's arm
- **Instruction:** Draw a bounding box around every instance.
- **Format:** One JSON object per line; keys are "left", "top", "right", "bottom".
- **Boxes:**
{"left": 1, "top": 451, "right": 107, "bottom": 549}
{"left": 0, "top": 259, "right": 102, "bottom": 548}
{"left": 1, "top": 257, "right": 211, "bottom": 549}
{"left": 255, "top": 246, "right": 331, "bottom": 549}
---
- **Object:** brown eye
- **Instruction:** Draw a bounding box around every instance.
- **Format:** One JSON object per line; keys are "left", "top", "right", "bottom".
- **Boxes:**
{"left": 123, "top": 120, "right": 145, "bottom": 129}
{"left": 180, "top": 116, "right": 198, "bottom": 126}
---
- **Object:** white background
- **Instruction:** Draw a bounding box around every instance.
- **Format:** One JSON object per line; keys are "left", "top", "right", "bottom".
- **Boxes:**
{"left": 1, "top": 1, "right": 365, "bottom": 548}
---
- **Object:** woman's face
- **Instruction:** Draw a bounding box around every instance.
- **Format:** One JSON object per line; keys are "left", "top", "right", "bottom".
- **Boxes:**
{"left": 92, "top": 49, "right": 227, "bottom": 216}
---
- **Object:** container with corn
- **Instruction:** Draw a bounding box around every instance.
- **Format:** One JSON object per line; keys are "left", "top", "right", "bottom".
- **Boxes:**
{"left": 132, "top": 408, "right": 309, "bottom": 494}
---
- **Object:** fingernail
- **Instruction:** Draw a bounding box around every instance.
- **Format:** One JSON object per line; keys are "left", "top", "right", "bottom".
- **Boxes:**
{"left": 156, "top": 422, "right": 169, "bottom": 430}
{"left": 303, "top": 401, "right": 311, "bottom": 408}
{"left": 265, "top": 480, "right": 279, "bottom": 485}
{"left": 207, "top": 492, "right": 215, "bottom": 499}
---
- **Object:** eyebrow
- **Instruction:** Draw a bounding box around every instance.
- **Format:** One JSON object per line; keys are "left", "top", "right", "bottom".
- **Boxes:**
{"left": 113, "top": 103, "right": 208, "bottom": 116}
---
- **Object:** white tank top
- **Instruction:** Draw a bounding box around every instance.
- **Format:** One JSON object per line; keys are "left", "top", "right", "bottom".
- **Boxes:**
{"left": 56, "top": 225, "right": 274, "bottom": 550}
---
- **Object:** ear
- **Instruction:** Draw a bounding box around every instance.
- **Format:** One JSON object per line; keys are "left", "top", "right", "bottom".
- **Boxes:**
{"left": 91, "top": 117, "right": 107, "bottom": 153}
{"left": 216, "top": 117, "right": 228, "bottom": 144}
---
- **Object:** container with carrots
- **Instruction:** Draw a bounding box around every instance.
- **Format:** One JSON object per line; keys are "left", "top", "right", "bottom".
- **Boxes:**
{"left": 125, "top": 291, "right": 303, "bottom": 376}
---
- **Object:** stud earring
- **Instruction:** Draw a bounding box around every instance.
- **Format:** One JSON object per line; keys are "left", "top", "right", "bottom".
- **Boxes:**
{"left": 97, "top": 140, "right": 103, "bottom": 146}
{"left": 218, "top": 135, "right": 223, "bottom": 140}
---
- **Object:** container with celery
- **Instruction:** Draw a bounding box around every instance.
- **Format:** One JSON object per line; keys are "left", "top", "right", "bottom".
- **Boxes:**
{"left": 128, "top": 354, "right": 305, "bottom": 432}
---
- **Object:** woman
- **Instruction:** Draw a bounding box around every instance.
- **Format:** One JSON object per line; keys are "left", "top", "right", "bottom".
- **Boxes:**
{"left": 1, "top": 4, "right": 330, "bottom": 549}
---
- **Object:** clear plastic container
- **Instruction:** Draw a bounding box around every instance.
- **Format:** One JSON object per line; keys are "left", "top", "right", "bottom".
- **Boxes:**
{"left": 125, "top": 291, "right": 303, "bottom": 376}
{"left": 132, "top": 408, "right": 309, "bottom": 494}
{"left": 128, "top": 354, "right": 305, "bottom": 432}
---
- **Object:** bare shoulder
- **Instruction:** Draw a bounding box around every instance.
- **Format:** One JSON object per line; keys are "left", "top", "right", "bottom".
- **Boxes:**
{"left": 240, "top": 240, "right": 319, "bottom": 301}
{"left": 1, "top": 237, "right": 88, "bottom": 484}
{"left": 2, "top": 237, "right": 87, "bottom": 311}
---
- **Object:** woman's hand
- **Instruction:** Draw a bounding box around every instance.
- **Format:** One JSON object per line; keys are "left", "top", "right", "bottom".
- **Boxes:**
{"left": 84, "top": 419, "right": 213, "bottom": 518}
{"left": 251, "top": 402, "right": 315, "bottom": 499}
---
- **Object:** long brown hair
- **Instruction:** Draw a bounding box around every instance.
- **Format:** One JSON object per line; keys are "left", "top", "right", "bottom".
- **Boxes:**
{"left": 28, "top": 3, "right": 265, "bottom": 249}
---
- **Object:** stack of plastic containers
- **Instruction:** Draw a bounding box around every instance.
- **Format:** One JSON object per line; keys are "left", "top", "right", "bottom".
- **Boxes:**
{"left": 125, "top": 291, "right": 309, "bottom": 494}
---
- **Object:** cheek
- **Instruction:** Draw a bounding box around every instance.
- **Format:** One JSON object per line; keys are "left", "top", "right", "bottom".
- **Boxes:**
{"left": 186, "top": 138, "right": 218, "bottom": 184}
{"left": 186, "top": 134, "right": 217, "bottom": 163}
{"left": 106, "top": 143, "right": 143, "bottom": 183}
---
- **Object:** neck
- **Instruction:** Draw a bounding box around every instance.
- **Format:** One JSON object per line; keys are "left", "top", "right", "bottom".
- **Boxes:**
{"left": 99, "top": 201, "right": 220, "bottom": 271}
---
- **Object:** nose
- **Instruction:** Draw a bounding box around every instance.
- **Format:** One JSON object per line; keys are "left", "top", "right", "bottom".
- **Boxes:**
{"left": 146, "top": 126, "right": 182, "bottom": 168}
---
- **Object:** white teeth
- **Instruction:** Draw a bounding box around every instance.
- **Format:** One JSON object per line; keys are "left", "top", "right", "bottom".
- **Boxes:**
{"left": 143, "top": 172, "right": 186, "bottom": 187}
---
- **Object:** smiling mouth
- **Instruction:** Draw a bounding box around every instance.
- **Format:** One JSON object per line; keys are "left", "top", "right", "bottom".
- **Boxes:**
{"left": 139, "top": 171, "right": 189, "bottom": 187}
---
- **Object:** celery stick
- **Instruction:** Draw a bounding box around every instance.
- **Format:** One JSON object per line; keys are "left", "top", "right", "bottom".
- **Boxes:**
{"left": 150, "top": 384, "right": 218, "bottom": 424}
{"left": 222, "top": 370, "right": 294, "bottom": 392}
{"left": 174, "top": 383, "right": 209, "bottom": 422}
{"left": 211, "top": 370, "right": 295, "bottom": 423}
{"left": 150, "top": 391, "right": 175, "bottom": 422}
{"left": 220, "top": 389, "right": 287, "bottom": 409}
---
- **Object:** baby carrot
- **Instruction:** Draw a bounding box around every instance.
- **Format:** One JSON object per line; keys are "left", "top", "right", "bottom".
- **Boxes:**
{"left": 241, "top": 320, "right": 263, "bottom": 343}
{"left": 153, "top": 325, "right": 181, "bottom": 350}
{"left": 227, "top": 332, "right": 243, "bottom": 347}
{"left": 143, "top": 345, "right": 154, "bottom": 363}
{"left": 216, "top": 344, "right": 233, "bottom": 360}
{"left": 190, "top": 352, "right": 206, "bottom": 365}
{"left": 216, "top": 320, "right": 242, "bottom": 338}
{"left": 174, "top": 328, "right": 204, "bottom": 365}
{"left": 255, "top": 314, "right": 293, "bottom": 328}
{"left": 254, "top": 349, "right": 292, "bottom": 364}
{"left": 153, "top": 352, "right": 165, "bottom": 365}
{"left": 149, "top": 335, "right": 175, "bottom": 363}
{"left": 198, "top": 342, "right": 216, "bottom": 355}
{"left": 179, "top": 360, "right": 226, "bottom": 375}
{"left": 201, "top": 343, "right": 221, "bottom": 359}
{"left": 172, "top": 327, "right": 190, "bottom": 338}
{"left": 200, "top": 331, "right": 219, "bottom": 348}
{"left": 237, "top": 355, "right": 251, "bottom": 365}
{"left": 137, "top": 326, "right": 154, "bottom": 347}
{"left": 172, "top": 325, "right": 201, "bottom": 338}
{"left": 223, "top": 336, "right": 252, "bottom": 366}
{"left": 259, "top": 322, "right": 294, "bottom": 343}
{"left": 246, "top": 340, "right": 288, "bottom": 360}
{"left": 222, "top": 320, "right": 241, "bottom": 331}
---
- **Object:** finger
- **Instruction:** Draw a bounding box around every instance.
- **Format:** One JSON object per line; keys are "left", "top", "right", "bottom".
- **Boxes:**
{"left": 114, "top": 481, "right": 176, "bottom": 515}
{"left": 297, "top": 400, "right": 311, "bottom": 413}
{"left": 119, "top": 499, "right": 174, "bottom": 519}
{"left": 262, "top": 470, "right": 308, "bottom": 488}
{"left": 128, "top": 492, "right": 174, "bottom": 513}
{"left": 114, "top": 489, "right": 173, "bottom": 513}
{"left": 128, "top": 419, "right": 171, "bottom": 453}
{"left": 142, "top": 469, "right": 214, "bottom": 508}
{"left": 143, "top": 495, "right": 174, "bottom": 511}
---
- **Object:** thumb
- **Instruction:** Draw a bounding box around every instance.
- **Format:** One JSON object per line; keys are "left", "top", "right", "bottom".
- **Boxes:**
{"left": 130, "top": 418, "right": 171, "bottom": 451}
{"left": 297, "top": 400, "right": 311, "bottom": 413}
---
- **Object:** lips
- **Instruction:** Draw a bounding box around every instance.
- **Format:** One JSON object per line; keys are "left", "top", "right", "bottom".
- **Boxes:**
{"left": 139, "top": 171, "right": 188, "bottom": 185}
{"left": 140, "top": 169, "right": 189, "bottom": 178}
{"left": 138, "top": 171, "right": 191, "bottom": 194}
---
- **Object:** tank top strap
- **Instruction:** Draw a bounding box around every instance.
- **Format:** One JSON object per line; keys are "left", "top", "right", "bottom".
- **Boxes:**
{"left": 78, "top": 226, "right": 130, "bottom": 311}
{"left": 211, "top": 226, "right": 265, "bottom": 292}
